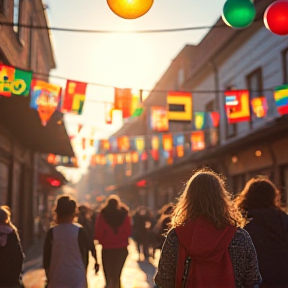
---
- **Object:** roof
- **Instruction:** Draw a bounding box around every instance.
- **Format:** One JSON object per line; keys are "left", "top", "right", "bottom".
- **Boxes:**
{"left": 0, "top": 95, "right": 74, "bottom": 157}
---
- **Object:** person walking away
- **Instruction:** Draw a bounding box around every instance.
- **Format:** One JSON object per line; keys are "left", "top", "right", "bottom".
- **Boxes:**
{"left": 94, "top": 195, "right": 131, "bottom": 288}
{"left": 236, "top": 177, "right": 288, "bottom": 288}
{"left": 154, "top": 169, "right": 262, "bottom": 288}
{"left": 43, "top": 195, "right": 94, "bottom": 288}
{"left": 0, "top": 206, "right": 24, "bottom": 288}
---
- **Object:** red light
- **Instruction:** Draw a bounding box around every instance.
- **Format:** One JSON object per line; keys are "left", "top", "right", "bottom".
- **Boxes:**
{"left": 136, "top": 180, "right": 147, "bottom": 187}
{"left": 47, "top": 177, "right": 61, "bottom": 187}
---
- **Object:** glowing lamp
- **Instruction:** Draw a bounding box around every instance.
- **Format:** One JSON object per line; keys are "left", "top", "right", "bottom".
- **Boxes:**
{"left": 136, "top": 180, "right": 147, "bottom": 187}
{"left": 107, "top": 0, "right": 154, "bottom": 19}
{"left": 222, "top": 0, "right": 256, "bottom": 28}
{"left": 264, "top": 0, "right": 288, "bottom": 36}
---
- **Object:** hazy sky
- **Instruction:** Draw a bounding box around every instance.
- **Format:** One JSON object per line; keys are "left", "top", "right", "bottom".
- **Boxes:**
{"left": 45, "top": 0, "right": 227, "bottom": 176}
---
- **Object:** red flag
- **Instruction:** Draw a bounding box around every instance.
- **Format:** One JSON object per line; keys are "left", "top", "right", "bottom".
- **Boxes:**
{"left": 114, "top": 88, "right": 132, "bottom": 119}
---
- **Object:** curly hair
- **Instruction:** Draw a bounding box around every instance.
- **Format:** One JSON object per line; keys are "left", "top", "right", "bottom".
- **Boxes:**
{"left": 235, "top": 177, "right": 281, "bottom": 212}
{"left": 171, "top": 169, "right": 246, "bottom": 229}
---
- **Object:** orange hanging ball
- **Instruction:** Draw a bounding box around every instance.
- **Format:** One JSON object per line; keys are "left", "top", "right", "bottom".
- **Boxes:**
{"left": 107, "top": 0, "right": 154, "bottom": 19}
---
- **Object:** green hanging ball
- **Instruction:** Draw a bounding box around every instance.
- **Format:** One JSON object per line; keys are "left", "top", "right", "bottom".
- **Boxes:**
{"left": 222, "top": 0, "right": 256, "bottom": 28}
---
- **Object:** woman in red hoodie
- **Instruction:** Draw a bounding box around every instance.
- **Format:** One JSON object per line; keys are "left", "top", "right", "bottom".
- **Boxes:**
{"left": 94, "top": 195, "right": 131, "bottom": 288}
{"left": 154, "top": 169, "right": 262, "bottom": 288}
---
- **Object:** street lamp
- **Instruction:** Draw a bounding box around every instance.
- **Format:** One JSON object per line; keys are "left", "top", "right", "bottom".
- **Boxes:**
{"left": 107, "top": 0, "right": 154, "bottom": 19}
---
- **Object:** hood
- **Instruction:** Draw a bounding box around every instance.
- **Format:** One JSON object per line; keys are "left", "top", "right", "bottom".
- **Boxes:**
{"left": 175, "top": 217, "right": 236, "bottom": 263}
{"left": 0, "top": 225, "right": 14, "bottom": 247}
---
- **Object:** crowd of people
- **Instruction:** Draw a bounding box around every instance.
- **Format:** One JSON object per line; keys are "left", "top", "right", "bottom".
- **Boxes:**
{"left": 0, "top": 168, "right": 288, "bottom": 288}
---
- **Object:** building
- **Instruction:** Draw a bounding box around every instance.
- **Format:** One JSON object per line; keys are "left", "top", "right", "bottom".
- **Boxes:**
{"left": 0, "top": 0, "right": 73, "bottom": 248}
{"left": 91, "top": 0, "right": 288, "bottom": 211}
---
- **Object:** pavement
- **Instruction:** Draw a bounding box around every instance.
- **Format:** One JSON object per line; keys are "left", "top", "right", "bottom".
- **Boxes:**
{"left": 22, "top": 239, "right": 160, "bottom": 288}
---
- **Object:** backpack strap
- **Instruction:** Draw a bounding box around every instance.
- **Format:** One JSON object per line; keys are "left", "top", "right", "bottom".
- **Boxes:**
{"left": 181, "top": 255, "right": 192, "bottom": 288}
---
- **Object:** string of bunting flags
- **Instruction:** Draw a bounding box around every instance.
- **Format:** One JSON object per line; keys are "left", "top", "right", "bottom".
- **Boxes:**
{"left": 0, "top": 64, "right": 288, "bottom": 130}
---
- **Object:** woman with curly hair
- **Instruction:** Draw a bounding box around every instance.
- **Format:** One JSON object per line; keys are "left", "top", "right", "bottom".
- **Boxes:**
{"left": 154, "top": 169, "right": 261, "bottom": 288}
{"left": 236, "top": 177, "right": 288, "bottom": 288}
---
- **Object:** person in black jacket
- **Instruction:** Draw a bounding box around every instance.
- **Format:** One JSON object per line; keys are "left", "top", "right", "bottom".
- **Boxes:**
{"left": 236, "top": 177, "right": 288, "bottom": 288}
{"left": 0, "top": 206, "right": 24, "bottom": 288}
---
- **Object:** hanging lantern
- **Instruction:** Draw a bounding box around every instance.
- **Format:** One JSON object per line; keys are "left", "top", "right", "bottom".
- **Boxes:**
{"left": 222, "top": 0, "right": 256, "bottom": 28}
{"left": 107, "top": 0, "right": 154, "bottom": 19}
{"left": 264, "top": 0, "right": 288, "bottom": 36}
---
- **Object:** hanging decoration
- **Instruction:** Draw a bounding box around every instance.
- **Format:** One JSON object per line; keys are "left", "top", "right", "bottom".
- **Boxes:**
{"left": 208, "top": 112, "right": 220, "bottom": 128}
{"left": 173, "top": 133, "right": 185, "bottom": 158}
{"left": 62, "top": 80, "right": 87, "bottom": 115}
{"left": 131, "top": 152, "right": 139, "bottom": 163}
{"left": 132, "top": 107, "right": 144, "bottom": 117}
{"left": 167, "top": 91, "right": 192, "bottom": 122}
{"left": 114, "top": 88, "right": 132, "bottom": 119}
{"left": 99, "top": 139, "right": 110, "bottom": 153}
{"left": 193, "top": 112, "right": 207, "bottom": 130}
{"left": 105, "top": 102, "right": 114, "bottom": 124}
{"left": 191, "top": 131, "right": 205, "bottom": 151}
{"left": 151, "top": 135, "right": 160, "bottom": 161}
{"left": 0, "top": 64, "right": 32, "bottom": 97}
{"left": 134, "top": 137, "right": 145, "bottom": 154}
{"left": 109, "top": 137, "right": 118, "bottom": 152}
{"left": 30, "top": 80, "right": 61, "bottom": 126}
{"left": 222, "top": 0, "right": 256, "bottom": 28}
{"left": 274, "top": 85, "right": 288, "bottom": 115}
{"left": 162, "top": 134, "right": 173, "bottom": 151}
{"left": 150, "top": 106, "right": 169, "bottom": 132}
{"left": 117, "top": 136, "right": 130, "bottom": 152}
{"left": 251, "top": 96, "right": 268, "bottom": 118}
{"left": 225, "top": 90, "right": 250, "bottom": 123}
{"left": 107, "top": 0, "right": 154, "bottom": 19}
{"left": 264, "top": 0, "right": 288, "bottom": 36}
{"left": 130, "top": 90, "right": 142, "bottom": 116}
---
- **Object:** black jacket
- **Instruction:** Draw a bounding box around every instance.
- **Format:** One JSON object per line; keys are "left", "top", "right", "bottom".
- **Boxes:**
{"left": 0, "top": 227, "right": 24, "bottom": 287}
{"left": 245, "top": 207, "right": 288, "bottom": 288}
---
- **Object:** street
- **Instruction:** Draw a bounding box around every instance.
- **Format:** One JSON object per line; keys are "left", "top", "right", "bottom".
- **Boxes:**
{"left": 22, "top": 240, "right": 160, "bottom": 288}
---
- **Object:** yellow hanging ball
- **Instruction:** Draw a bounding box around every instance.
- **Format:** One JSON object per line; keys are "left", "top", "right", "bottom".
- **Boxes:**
{"left": 107, "top": 0, "right": 154, "bottom": 19}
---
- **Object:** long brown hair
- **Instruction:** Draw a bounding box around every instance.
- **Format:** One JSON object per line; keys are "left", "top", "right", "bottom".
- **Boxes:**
{"left": 171, "top": 169, "right": 246, "bottom": 229}
{"left": 235, "top": 177, "right": 282, "bottom": 212}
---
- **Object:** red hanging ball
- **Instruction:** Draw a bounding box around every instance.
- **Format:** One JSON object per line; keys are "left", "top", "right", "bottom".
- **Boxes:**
{"left": 264, "top": 0, "right": 288, "bottom": 36}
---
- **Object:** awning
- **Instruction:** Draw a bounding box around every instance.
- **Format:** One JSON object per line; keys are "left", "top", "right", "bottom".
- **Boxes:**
{"left": 0, "top": 95, "right": 74, "bottom": 157}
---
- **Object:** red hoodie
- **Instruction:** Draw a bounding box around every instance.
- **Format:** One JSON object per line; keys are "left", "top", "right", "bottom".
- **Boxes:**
{"left": 175, "top": 217, "right": 236, "bottom": 288}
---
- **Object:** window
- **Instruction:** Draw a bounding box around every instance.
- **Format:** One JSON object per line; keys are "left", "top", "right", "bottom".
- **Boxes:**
{"left": 225, "top": 86, "right": 237, "bottom": 138}
{"left": 13, "top": 0, "right": 20, "bottom": 33}
{"left": 283, "top": 48, "right": 288, "bottom": 83}
{"left": 0, "top": 1, "right": 5, "bottom": 15}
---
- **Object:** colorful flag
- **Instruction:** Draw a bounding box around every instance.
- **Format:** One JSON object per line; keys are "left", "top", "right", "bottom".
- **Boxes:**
{"left": 151, "top": 136, "right": 160, "bottom": 161}
{"left": 274, "top": 85, "right": 288, "bottom": 116}
{"left": 114, "top": 88, "right": 132, "bottom": 119}
{"left": 0, "top": 64, "right": 32, "bottom": 97}
{"left": 150, "top": 106, "right": 169, "bottom": 132}
{"left": 208, "top": 112, "right": 220, "bottom": 128}
{"left": 99, "top": 139, "right": 110, "bottom": 152}
{"left": 131, "top": 152, "right": 139, "bottom": 163}
{"left": 105, "top": 102, "right": 114, "bottom": 124}
{"left": 162, "top": 134, "right": 173, "bottom": 151}
{"left": 62, "top": 80, "right": 87, "bottom": 115}
{"left": 30, "top": 80, "right": 61, "bottom": 126}
{"left": 117, "top": 136, "right": 130, "bottom": 152}
{"left": 225, "top": 90, "right": 250, "bottom": 124}
{"left": 130, "top": 90, "right": 141, "bottom": 116}
{"left": 132, "top": 107, "right": 144, "bottom": 117}
{"left": 173, "top": 133, "right": 185, "bottom": 158}
{"left": 167, "top": 91, "right": 192, "bottom": 122}
{"left": 191, "top": 131, "right": 205, "bottom": 151}
{"left": 251, "top": 96, "right": 268, "bottom": 118}
{"left": 193, "top": 112, "right": 207, "bottom": 130}
{"left": 134, "top": 137, "right": 145, "bottom": 154}
{"left": 109, "top": 137, "right": 118, "bottom": 152}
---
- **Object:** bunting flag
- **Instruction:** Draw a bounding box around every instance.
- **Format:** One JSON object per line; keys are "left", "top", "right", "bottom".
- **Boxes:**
{"left": 30, "top": 80, "right": 61, "bottom": 126}
{"left": 130, "top": 90, "right": 141, "bottom": 116}
{"left": 162, "top": 134, "right": 173, "bottom": 151}
{"left": 208, "top": 112, "right": 220, "bottom": 128}
{"left": 225, "top": 90, "right": 250, "bottom": 123}
{"left": 114, "top": 88, "right": 132, "bottom": 119}
{"left": 150, "top": 106, "right": 169, "bottom": 132}
{"left": 125, "top": 153, "right": 132, "bottom": 163}
{"left": 99, "top": 139, "right": 110, "bottom": 152}
{"left": 132, "top": 107, "right": 144, "bottom": 117}
{"left": 117, "top": 154, "right": 124, "bottom": 164}
{"left": 251, "top": 96, "right": 268, "bottom": 118}
{"left": 82, "top": 138, "right": 86, "bottom": 150}
{"left": 131, "top": 152, "right": 139, "bottom": 163}
{"left": 193, "top": 112, "right": 207, "bottom": 130}
{"left": 0, "top": 64, "right": 32, "bottom": 97}
{"left": 117, "top": 136, "right": 130, "bottom": 152}
{"left": 106, "top": 154, "right": 113, "bottom": 166}
{"left": 274, "top": 85, "right": 288, "bottom": 115}
{"left": 167, "top": 91, "right": 192, "bottom": 122}
{"left": 105, "top": 102, "right": 114, "bottom": 124}
{"left": 134, "top": 137, "right": 145, "bottom": 154}
{"left": 47, "top": 154, "right": 77, "bottom": 167}
{"left": 208, "top": 128, "right": 219, "bottom": 147}
{"left": 173, "top": 133, "right": 185, "bottom": 158}
{"left": 109, "top": 137, "right": 118, "bottom": 152}
{"left": 62, "top": 80, "right": 87, "bottom": 115}
{"left": 151, "top": 135, "right": 160, "bottom": 161}
{"left": 191, "top": 131, "right": 205, "bottom": 151}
